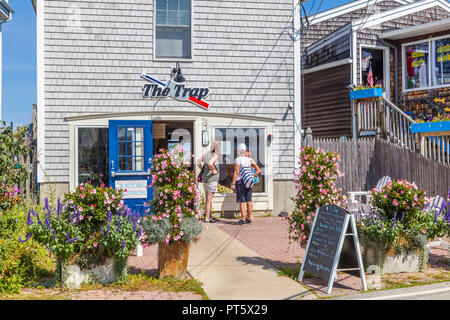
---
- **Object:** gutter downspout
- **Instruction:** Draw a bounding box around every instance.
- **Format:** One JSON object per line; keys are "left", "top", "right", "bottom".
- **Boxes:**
{"left": 379, "top": 38, "right": 399, "bottom": 107}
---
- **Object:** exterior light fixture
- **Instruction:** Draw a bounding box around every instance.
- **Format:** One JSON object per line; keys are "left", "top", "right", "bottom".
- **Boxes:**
{"left": 172, "top": 62, "right": 186, "bottom": 83}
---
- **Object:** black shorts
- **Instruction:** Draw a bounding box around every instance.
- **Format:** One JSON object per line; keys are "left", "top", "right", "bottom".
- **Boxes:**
{"left": 236, "top": 180, "right": 252, "bottom": 203}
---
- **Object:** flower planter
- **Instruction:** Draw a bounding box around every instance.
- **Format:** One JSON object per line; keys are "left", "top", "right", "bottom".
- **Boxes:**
{"left": 363, "top": 246, "right": 428, "bottom": 274}
{"left": 410, "top": 121, "right": 450, "bottom": 135}
{"left": 56, "top": 256, "right": 127, "bottom": 289}
{"left": 158, "top": 241, "right": 191, "bottom": 279}
{"left": 349, "top": 88, "right": 383, "bottom": 100}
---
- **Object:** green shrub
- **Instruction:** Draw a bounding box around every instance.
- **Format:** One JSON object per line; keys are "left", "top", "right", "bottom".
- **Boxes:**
{"left": 0, "top": 205, "right": 53, "bottom": 294}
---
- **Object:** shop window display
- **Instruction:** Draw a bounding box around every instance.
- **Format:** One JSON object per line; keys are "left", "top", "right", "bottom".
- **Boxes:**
{"left": 433, "top": 37, "right": 450, "bottom": 86}
{"left": 214, "top": 128, "right": 266, "bottom": 193}
{"left": 404, "top": 42, "right": 429, "bottom": 90}
{"left": 78, "top": 128, "right": 109, "bottom": 186}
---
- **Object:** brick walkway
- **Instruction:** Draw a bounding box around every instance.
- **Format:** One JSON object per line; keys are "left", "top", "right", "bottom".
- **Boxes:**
{"left": 215, "top": 216, "right": 450, "bottom": 298}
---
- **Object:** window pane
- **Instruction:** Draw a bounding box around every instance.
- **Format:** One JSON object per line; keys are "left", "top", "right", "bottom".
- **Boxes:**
{"left": 156, "top": 10, "right": 167, "bottom": 25}
{"left": 78, "top": 128, "right": 109, "bottom": 186}
{"left": 136, "top": 127, "right": 144, "bottom": 141}
{"left": 118, "top": 142, "right": 127, "bottom": 156}
{"left": 126, "top": 128, "right": 134, "bottom": 141}
{"left": 118, "top": 157, "right": 127, "bottom": 171}
{"left": 179, "top": 10, "right": 190, "bottom": 26}
{"left": 156, "top": 0, "right": 167, "bottom": 10}
{"left": 404, "top": 42, "right": 429, "bottom": 89}
{"left": 135, "top": 157, "right": 144, "bottom": 171}
{"left": 118, "top": 127, "right": 126, "bottom": 141}
{"left": 433, "top": 37, "right": 450, "bottom": 86}
{"left": 135, "top": 142, "right": 144, "bottom": 157}
{"left": 180, "top": 0, "right": 190, "bottom": 11}
{"left": 168, "top": 0, "right": 178, "bottom": 10}
{"left": 156, "top": 27, "right": 191, "bottom": 58}
{"left": 214, "top": 128, "right": 266, "bottom": 193}
{"left": 167, "top": 10, "right": 178, "bottom": 25}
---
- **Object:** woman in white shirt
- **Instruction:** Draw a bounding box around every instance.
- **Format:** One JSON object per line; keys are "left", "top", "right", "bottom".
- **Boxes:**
{"left": 231, "top": 143, "right": 261, "bottom": 225}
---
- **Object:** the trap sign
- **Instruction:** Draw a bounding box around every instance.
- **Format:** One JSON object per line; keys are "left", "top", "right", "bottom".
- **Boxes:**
{"left": 141, "top": 73, "right": 210, "bottom": 110}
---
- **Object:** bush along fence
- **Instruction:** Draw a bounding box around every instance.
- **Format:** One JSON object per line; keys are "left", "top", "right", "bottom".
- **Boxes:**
{"left": 302, "top": 128, "right": 450, "bottom": 197}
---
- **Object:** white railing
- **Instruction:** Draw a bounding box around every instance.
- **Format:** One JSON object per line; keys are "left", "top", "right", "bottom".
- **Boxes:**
{"left": 355, "top": 96, "right": 450, "bottom": 166}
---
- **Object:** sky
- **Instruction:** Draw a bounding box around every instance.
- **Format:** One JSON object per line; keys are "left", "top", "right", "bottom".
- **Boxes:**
{"left": 0, "top": 0, "right": 383, "bottom": 127}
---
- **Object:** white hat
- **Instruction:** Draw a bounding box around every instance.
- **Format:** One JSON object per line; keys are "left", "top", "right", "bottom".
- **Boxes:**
{"left": 238, "top": 143, "right": 247, "bottom": 154}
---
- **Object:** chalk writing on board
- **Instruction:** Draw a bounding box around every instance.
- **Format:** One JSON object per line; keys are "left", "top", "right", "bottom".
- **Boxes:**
{"left": 302, "top": 205, "right": 347, "bottom": 280}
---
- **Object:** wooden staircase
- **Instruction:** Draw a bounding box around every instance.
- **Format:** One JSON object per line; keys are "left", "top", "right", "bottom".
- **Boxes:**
{"left": 354, "top": 96, "right": 450, "bottom": 166}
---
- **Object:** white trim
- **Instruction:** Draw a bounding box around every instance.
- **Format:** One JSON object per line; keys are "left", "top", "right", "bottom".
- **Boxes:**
{"left": 153, "top": 0, "right": 194, "bottom": 61}
{"left": 359, "top": 44, "right": 391, "bottom": 98}
{"left": 294, "top": 0, "right": 301, "bottom": 168}
{"left": 37, "top": 0, "right": 46, "bottom": 183}
{"left": 302, "top": 58, "right": 352, "bottom": 75}
{"left": 380, "top": 18, "right": 450, "bottom": 40}
{"left": 308, "top": 0, "right": 410, "bottom": 26}
{"left": 352, "top": 0, "right": 450, "bottom": 31}
{"left": 401, "top": 34, "right": 450, "bottom": 92}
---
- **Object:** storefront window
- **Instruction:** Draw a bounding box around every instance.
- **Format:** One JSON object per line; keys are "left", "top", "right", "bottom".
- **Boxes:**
{"left": 155, "top": 0, "right": 192, "bottom": 59}
{"left": 404, "top": 42, "right": 429, "bottom": 90}
{"left": 214, "top": 128, "right": 266, "bottom": 193}
{"left": 433, "top": 37, "right": 450, "bottom": 86}
{"left": 78, "top": 128, "right": 109, "bottom": 186}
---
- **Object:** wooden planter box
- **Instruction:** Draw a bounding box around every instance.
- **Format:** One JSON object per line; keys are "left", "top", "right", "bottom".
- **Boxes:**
{"left": 410, "top": 121, "right": 450, "bottom": 136}
{"left": 57, "top": 257, "right": 127, "bottom": 289}
{"left": 158, "top": 241, "right": 191, "bottom": 279}
{"left": 350, "top": 88, "right": 383, "bottom": 100}
{"left": 363, "top": 246, "right": 428, "bottom": 274}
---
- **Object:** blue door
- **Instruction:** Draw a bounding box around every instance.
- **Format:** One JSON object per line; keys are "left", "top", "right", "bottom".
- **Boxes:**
{"left": 109, "top": 120, "right": 153, "bottom": 216}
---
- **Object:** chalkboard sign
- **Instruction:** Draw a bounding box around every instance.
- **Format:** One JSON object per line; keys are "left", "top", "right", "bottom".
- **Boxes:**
{"left": 298, "top": 204, "right": 367, "bottom": 294}
{"left": 302, "top": 205, "right": 347, "bottom": 279}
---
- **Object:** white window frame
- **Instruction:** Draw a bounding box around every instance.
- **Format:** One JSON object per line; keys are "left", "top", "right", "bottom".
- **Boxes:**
{"left": 402, "top": 34, "right": 450, "bottom": 93}
{"left": 153, "top": 0, "right": 194, "bottom": 62}
{"left": 75, "top": 125, "right": 109, "bottom": 187}
{"left": 212, "top": 126, "right": 268, "bottom": 197}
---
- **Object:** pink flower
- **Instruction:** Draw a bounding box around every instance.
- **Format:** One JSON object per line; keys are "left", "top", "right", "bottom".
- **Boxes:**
{"left": 422, "top": 229, "right": 427, "bottom": 234}
{"left": 81, "top": 193, "right": 85, "bottom": 199}
{"left": 90, "top": 189, "right": 96, "bottom": 194}
{"left": 93, "top": 242, "right": 98, "bottom": 248}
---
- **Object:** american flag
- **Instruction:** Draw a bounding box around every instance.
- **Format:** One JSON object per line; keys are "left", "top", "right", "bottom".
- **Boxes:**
{"left": 367, "top": 65, "right": 374, "bottom": 87}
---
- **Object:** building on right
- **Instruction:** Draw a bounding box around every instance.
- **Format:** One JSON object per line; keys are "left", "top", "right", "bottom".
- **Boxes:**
{"left": 300, "top": 0, "right": 450, "bottom": 138}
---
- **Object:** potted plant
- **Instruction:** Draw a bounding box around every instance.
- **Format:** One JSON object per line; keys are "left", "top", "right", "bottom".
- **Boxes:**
{"left": 411, "top": 113, "right": 450, "bottom": 135}
{"left": 349, "top": 84, "right": 383, "bottom": 100}
{"left": 20, "top": 183, "right": 142, "bottom": 288}
{"left": 140, "top": 147, "right": 203, "bottom": 279}
{"left": 356, "top": 179, "right": 448, "bottom": 274}
{"left": 287, "top": 146, "right": 347, "bottom": 246}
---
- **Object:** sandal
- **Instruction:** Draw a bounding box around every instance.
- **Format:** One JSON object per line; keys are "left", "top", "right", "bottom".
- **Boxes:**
{"left": 236, "top": 219, "right": 247, "bottom": 225}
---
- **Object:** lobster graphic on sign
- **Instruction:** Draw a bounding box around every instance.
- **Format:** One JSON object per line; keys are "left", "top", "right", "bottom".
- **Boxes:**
{"left": 140, "top": 66, "right": 210, "bottom": 110}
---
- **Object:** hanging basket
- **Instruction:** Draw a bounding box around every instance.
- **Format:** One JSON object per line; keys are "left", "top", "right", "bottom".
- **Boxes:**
{"left": 158, "top": 241, "right": 191, "bottom": 279}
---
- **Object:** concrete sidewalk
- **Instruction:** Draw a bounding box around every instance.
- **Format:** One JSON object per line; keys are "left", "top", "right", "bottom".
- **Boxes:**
{"left": 187, "top": 222, "right": 317, "bottom": 300}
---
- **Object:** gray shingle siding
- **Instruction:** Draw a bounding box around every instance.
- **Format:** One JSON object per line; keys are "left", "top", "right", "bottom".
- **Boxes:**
{"left": 42, "top": 0, "right": 295, "bottom": 182}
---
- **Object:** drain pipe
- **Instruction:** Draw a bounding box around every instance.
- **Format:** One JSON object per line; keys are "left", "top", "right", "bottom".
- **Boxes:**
{"left": 379, "top": 38, "right": 399, "bottom": 107}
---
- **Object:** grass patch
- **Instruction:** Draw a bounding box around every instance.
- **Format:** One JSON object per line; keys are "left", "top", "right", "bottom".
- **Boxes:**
{"left": 382, "top": 272, "right": 450, "bottom": 291}
{"left": 278, "top": 265, "right": 318, "bottom": 280}
{"left": 1, "top": 272, "right": 209, "bottom": 300}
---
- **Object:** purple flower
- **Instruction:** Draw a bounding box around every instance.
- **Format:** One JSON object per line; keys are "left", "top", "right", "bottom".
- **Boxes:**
{"left": 67, "top": 237, "right": 79, "bottom": 244}
{"left": 107, "top": 210, "right": 112, "bottom": 222}
{"left": 26, "top": 209, "right": 33, "bottom": 225}
{"left": 107, "top": 222, "right": 110, "bottom": 235}
{"left": 57, "top": 198, "right": 62, "bottom": 218}
{"left": 66, "top": 231, "right": 70, "bottom": 241}
{"left": 52, "top": 229, "right": 56, "bottom": 241}
{"left": 19, "top": 233, "right": 32, "bottom": 242}
{"left": 137, "top": 229, "right": 142, "bottom": 239}
{"left": 117, "top": 218, "right": 121, "bottom": 232}
{"left": 45, "top": 216, "right": 51, "bottom": 231}
{"left": 122, "top": 239, "right": 126, "bottom": 251}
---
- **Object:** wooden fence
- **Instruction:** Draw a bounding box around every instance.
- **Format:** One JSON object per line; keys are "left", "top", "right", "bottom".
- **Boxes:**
{"left": 303, "top": 131, "right": 450, "bottom": 197}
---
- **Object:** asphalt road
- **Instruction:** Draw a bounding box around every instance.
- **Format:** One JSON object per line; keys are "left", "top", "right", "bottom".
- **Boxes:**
{"left": 330, "top": 281, "right": 450, "bottom": 300}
